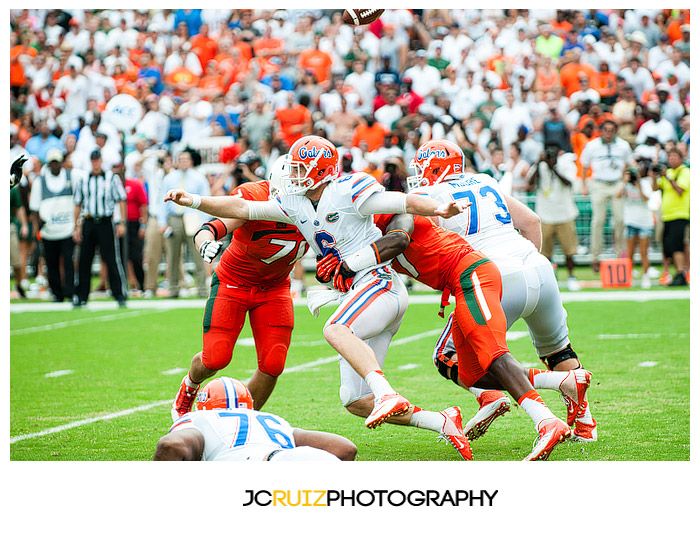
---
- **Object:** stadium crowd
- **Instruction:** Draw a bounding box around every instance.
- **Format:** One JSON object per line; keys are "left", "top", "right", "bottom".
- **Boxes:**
{"left": 9, "top": 8, "right": 690, "bottom": 302}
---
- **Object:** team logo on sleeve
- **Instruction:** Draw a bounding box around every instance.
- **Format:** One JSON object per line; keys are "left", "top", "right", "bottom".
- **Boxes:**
{"left": 325, "top": 212, "right": 340, "bottom": 223}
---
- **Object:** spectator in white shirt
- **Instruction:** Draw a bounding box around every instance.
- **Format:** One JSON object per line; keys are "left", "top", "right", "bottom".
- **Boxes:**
{"left": 570, "top": 74, "right": 601, "bottom": 105}
{"left": 374, "top": 87, "right": 403, "bottom": 130}
{"left": 618, "top": 57, "right": 655, "bottom": 100}
{"left": 403, "top": 50, "right": 441, "bottom": 99}
{"left": 344, "top": 59, "right": 375, "bottom": 116}
{"left": 441, "top": 22, "right": 473, "bottom": 64}
{"left": 580, "top": 120, "right": 634, "bottom": 271}
{"left": 489, "top": 90, "right": 534, "bottom": 155}
{"left": 636, "top": 102, "right": 677, "bottom": 146}
{"left": 655, "top": 84, "right": 685, "bottom": 131}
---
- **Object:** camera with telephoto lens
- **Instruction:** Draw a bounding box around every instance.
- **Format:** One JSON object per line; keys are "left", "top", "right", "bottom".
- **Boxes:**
{"left": 651, "top": 163, "right": 665, "bottom": 174}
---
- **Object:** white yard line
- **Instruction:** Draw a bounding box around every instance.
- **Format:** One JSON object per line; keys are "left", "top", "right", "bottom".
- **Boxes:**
{"left": 11, "top": 309, "right": 166, "bottom": 335}
{"left": 9, "top": 289, "right": 690, "bottom": 314}
{"left": 10, "top": 328, "right": 444, "bottom": 444}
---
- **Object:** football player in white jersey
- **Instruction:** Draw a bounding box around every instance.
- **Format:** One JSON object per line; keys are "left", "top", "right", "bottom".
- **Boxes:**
{"left": 165, "top": 135, "right": 473, "bottom": 460}
{"left": 407, "top": 139, "right": 597, "bottom": 442}
{"left": 154, "top": 377, "right": 357, "bottom": 461}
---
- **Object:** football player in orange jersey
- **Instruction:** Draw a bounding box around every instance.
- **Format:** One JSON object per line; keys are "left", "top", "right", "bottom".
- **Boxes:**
{"left": 327, "top": 212, "right": 576, "bottom": 460}
{"left": 171, "top": 157, "right": 308, "bottom": 419}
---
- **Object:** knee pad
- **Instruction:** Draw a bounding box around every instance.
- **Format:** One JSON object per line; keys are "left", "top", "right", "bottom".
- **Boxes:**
{"left": 434, "top": 351, "right": 461, "bottom": 387}
{"left": 541, "top": 344, "right": 580, "bottom": 371}
{"left": 258, "top": 343, "right": 288, "bottom": 377}
{"left": 202, "top": 334, "right": 234, "bottom": 370}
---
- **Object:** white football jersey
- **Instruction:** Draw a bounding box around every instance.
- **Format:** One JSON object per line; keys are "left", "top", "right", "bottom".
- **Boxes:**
{"left": 170, "top": 408, "right": 297, "bottom": 461}
{"left": 271, "top": 173, "right": 391, "bottom": 282}
{"left": 413, "top": 173, "right": 536, "bottom": 266}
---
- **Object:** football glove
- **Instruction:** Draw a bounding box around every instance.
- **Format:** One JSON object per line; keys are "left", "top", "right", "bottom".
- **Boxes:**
{"left": 316, "top": 252, "right": 340, "bottom": 284}
{"left": 333, "top": 262, "right": 356, "bottom": 293}
{"left": 199, "top": 240, "right": 223, "bottom": 263}
{"left": 10, "top": 155, "right": 27, "bottom": 189}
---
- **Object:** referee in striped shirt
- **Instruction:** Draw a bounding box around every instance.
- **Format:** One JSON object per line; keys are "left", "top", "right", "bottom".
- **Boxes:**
{"left": 72, "top": 149, "right": 128, "bottom": 307}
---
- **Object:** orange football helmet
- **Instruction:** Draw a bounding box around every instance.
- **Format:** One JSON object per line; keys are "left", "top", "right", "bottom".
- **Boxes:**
{"left": 407, "top": 140, "right": 465, "bottom": 190}
{"left": 283, "top": 135, "right": 339, "bottom": 195}
{"left": 196, "top": 377, "right": 254, "bottom": 411}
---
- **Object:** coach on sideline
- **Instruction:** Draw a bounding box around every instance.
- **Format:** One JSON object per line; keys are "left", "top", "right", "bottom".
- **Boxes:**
{"left": 73, "top": 149, "right": 128, "bottom": 308}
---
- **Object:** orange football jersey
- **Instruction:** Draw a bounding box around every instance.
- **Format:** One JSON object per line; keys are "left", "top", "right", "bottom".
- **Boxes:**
{"left": 216, "top": 181, "right": 308, "bottom": 286}
{"left": 374, "top": 214, "right": 478, "bottom": 292}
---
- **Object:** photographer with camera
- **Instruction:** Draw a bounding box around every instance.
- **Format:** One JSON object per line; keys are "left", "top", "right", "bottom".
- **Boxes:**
{"left": 652, "top": 148, "right": 690, "bottom": 286}
{"left": 232, "top": 150, "right": 265, "bottom": 187}
{"left": 529, "top": 143, "right": 581, "bottom": 291}
{"left": 616, "top": 162, "right": 655, "bottom": 289}
{"left": 380, "top": 157, "right": 408, "bottom": 193}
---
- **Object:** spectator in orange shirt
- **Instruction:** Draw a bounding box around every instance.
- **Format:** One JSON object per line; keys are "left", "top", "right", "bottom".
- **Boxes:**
{"left": 10, "top": 32, "right": 37, "bottom": 96}
{"left": 232, "top": 28, "right": 253, "bottom": 63}
{"left": 576, "top": 103, "right": 616, "bottom": 134}
{"left": 253, "top": 25, "right": 284, "bottom": 58}
{"left": 198, "top": 60, "right": 227, "bottom": 99}
{"left": 298, "top": 33, "right": 333, "bottom": 85}
{"left": 351, "top": 114, "right": 388, "bottom": 153}
{"left": 274, "top": 92, "right": 312, "bottom": 147}
{"left": 559, "top": 50, "right": 597, "bottom": 97}
{"left": 164, "top": 65, "right": 200, "bottom": 95}
{"left": 571, "top": 119, "right": 596, "bottom": 180}
{"left": 191, "top": 23, "right": 218, "bottom": 71}
{"left": 591, "top": 61, "right": 618, "bottom": 106}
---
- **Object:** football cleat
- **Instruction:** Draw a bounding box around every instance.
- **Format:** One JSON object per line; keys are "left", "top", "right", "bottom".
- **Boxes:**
{"left": 464, "top": 390, "right": 511, "bottom": 441}
{"left": 571, "top": 419, "right": 598, "bottom": 442}
{"left": 523, "top": 417, "right": 571, "bottom": 461}
{"left": 440, "top": 406, "right": 473, "bottom": 460}
{"left": 365, "top": 393, "right": 411, "bottom": 429}
{"left": 171, "top": 375, "right": 200, "bottom": 421}
{"left": 563, "top": 369, "right": 592, "bottom": 426}
{"left": 196, "top": 376, "right": 254, "bottom": 411}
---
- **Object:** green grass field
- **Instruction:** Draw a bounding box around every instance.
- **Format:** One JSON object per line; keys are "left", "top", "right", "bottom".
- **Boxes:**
{"left": 10, "top": 294, "right": 690, "bottom": 461}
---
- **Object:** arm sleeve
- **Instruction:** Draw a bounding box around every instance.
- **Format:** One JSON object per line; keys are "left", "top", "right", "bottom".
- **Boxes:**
{"left": 357, "top": 191, "right": 408, "bottom": 217}
{"left": 247, "top": 198, "right": 295, "bottom": 224}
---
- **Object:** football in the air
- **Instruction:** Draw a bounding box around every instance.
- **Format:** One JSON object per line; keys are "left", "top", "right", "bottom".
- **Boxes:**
{"left": 342, "top": 9, "right": 385, "bottom": 26}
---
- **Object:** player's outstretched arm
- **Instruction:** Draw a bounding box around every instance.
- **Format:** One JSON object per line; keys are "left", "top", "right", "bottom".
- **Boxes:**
{"left": 164, "top": 188, "right": 250, "bottom": 219}
{"left": 153, "top": 429, "right": 205, "bottom": 461}
{"left": 293, "top": 429, "right": 358, "bottom": 461}
{"left": 505, "top": 194, "right": 542, "bottom": 252}
{"left": 406, "top": 193, "right": 465, "bottom": 219}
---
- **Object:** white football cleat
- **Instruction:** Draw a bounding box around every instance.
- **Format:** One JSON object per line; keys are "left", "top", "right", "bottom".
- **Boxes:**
{"left": 439, "top": 406, "right": 472, "bottom": 460}
{"left": 464, "top": 390, "right": 511, "bottom": 441}
{"left": 523, "top": 417, "right": 571, "bottom": 461}
{"left": 365, "top": 393, "right": 411, "bottom": 429}
{"left": 571, "top": 419, "right": 598, "bottom": 442}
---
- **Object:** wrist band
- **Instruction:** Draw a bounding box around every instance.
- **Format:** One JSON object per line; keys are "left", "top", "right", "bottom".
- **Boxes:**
{"left": 190, "top": 193, "right": 201, "bottom": 209}
{"left": 345, "top": 243, "right": 381, "bottom": 273}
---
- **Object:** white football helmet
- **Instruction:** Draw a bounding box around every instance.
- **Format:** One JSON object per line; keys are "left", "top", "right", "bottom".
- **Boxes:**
{"left": 267, "top": 154, "right": 291, "bottom": 199}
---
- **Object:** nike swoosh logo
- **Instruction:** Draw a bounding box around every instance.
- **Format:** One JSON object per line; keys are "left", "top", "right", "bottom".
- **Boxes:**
{"left": 226, "top": 285, "right": 239, "bottom": 289}
{"left": 300, "top": 219, "right": 308, "bottom": 224}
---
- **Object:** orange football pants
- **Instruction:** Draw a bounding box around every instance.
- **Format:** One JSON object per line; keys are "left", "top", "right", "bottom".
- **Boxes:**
{"left": 449, "top": 254, "right": 509, "bottom": 387}
{"left": 201, "top": 272, "right": 294, "bottom": 376}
